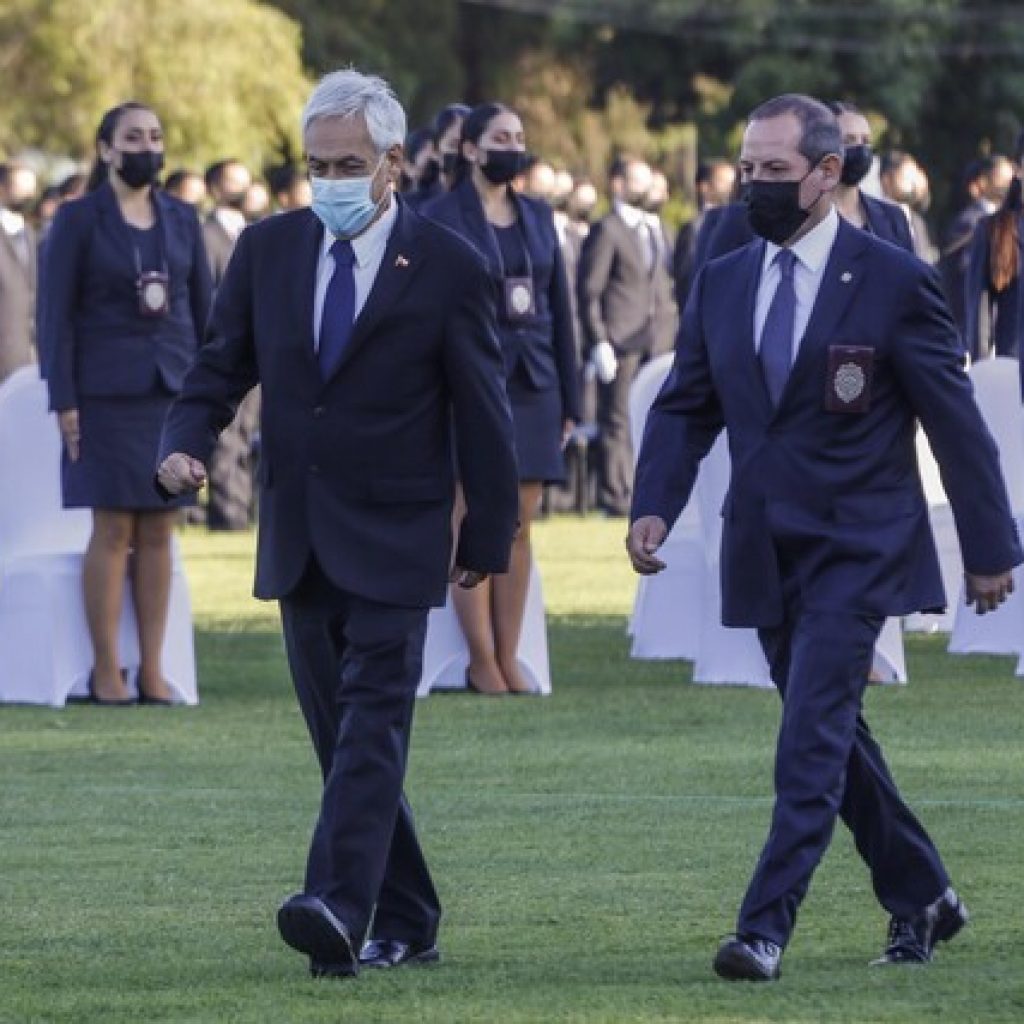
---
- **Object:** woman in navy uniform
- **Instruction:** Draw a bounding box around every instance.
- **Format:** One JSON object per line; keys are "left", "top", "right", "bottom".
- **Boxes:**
{"left": 425, "top": 103, "right": 580, "bottom": 694}
{"left": 41, "top": 102, "right": 211, "bottom": 704}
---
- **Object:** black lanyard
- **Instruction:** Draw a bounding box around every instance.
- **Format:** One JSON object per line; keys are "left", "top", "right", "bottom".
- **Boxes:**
{"left": 483, "top": 213, "right": 534, "bottom": 284}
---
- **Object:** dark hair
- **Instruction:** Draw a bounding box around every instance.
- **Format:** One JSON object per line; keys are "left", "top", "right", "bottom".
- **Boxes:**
{"left": 879, "top": 149, "right": 913, "bottom": 178}
{"left": 1014, "top": 130, "right": 1024, "bottom": 166}
{"left": 988, "top": 175, "right": 1022, "bottom": 293}
{"left": 267, "top": 163, "right": 302, "bottom": 196}
{"left": 86, "top": 101, "right": 154, "bottom": 192}
{"left": 432, "top": 103, "right": 470, "bottom": 145}
{"left": 405, "top": 127, "right": 433, "bottom": 164}
{"left": 204, "top": 159, "right": 245, "bottom": 190}
{"left": 453, "top": 102, "right": 512, "bottom": 186}
{"left": 164, "top": 168, "right": 199, "bottom": 193}
{"left": 608, "top": 154, "right": 646, "bottom": 183}
{"left": 825, "top": 100, "right": 861, "bottom": 117}
{"left": 58, "top": 172, "right": 87, "bottom": 199}
{"left": 749, "top": 94, "right": 843, "bottom": 167}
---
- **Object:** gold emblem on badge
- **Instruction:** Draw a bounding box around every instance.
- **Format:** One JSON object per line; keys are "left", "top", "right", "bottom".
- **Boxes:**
{"left": 834, "top": 362, "right": 866, "bottom": 403}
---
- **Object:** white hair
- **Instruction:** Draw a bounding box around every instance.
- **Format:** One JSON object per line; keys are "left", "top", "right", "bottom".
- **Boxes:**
{"left": 302, "top": 70, "right": 407, "bottom": 152}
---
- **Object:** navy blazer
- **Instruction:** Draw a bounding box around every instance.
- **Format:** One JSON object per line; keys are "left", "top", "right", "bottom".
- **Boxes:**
{"left": 963, "top": 214, "right": 1023, "bottom": 359}
{"left": 41, "top": 182, "right": 211, "bottom": 411}
{"left": 695, "top": 193, "right": 913, "bottom": 276}
{"left": 633, "top": 219, "right": 1022, "bottom": 628}
{"left": 159, "top": 200, "right": 519, "bottom": 608}
{"left": 423, "top": 180, "right": 581, "bottom": 421}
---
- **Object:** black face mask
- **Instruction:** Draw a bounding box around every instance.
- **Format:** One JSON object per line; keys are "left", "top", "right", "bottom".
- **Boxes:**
{"left": 840, "top": 144, "right": 873, "bottom": 187}
{"left": 741, "top": 165, "right": 819, "bottom": 246}
{"left": 480, "top": 149, "right": 530, "bottom": 185}
{"left": 441, "top": 152, "right": 459, "bottom": 178}
{"left": 418, "top": 158, "right": 441, "bottom": 190}
{"left": 116, "top": 149, "right": 164, "bottom": 189}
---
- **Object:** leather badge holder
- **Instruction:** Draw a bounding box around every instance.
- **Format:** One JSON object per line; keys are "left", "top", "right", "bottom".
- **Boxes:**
{"left": 503, "top": 277, "right": 536, "bottom": 320}
{"left": 825, "top": 345, "right": 874, "bottom": 413}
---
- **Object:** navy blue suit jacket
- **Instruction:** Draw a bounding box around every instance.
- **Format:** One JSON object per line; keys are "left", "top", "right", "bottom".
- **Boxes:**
{"left": 423, "top": 180, "right": 581, "bottom": 421}
{"left": 41, "top": 182, "right": 211, "bottom": 410}
{"left": 963, "top": 214, "right": 1023, "bottom": 359}
{"left": 694, "top": 193, "right": 913, "bottom": 277}
{"left": 633, "top": 218, "right": 1022, "bottom": 628}
{"left": 158, "top": 199, "right": 519, "bottom": 608}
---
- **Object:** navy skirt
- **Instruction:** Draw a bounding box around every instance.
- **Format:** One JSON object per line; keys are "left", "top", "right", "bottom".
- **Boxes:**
{"left": 62, "top": 391, "right": 194, "bottom": 511}
{"left": 507, "top": 365, "right": 566, "bottom": 484}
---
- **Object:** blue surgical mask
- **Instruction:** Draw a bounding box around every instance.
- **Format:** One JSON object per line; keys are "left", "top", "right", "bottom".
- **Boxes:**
{"left": 310, "top": 155, "right": 387, "bottom": 239}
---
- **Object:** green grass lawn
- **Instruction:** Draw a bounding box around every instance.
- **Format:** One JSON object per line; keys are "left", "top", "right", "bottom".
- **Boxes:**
{"left": 3, "top": 516, "right": 1023, "bottom": 1023}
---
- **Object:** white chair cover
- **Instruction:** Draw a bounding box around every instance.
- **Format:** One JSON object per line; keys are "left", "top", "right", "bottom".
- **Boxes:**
{"left": 417, "top": 559, "right": 551, "bottom": 696}
{"left": 947, "top": 360, "right": 1024, "bottom": 658}
{"left": 904, "top": 427, "right": 962, "bottom": 633}
{"left": 0, "top": 367, "right": 197, "bottom": 705}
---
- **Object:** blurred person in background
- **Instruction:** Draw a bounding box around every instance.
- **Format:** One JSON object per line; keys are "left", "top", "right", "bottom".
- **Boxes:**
{"left": 164, "top": 168, "right": 206, "bottom": 212}
{"left": 268, "top": 163, "right": 312, "bottom": 212}
{"left": 425, "top": 102, "right": 580, "bottom": 694}
{"left": 523, "top": 157, "right": 556, "bottom": 202}
{"left": 642, "top": 169, "right": 678, "bottom": 357}
{"left": 826, "top": 101, "right": 913, "bottom": 251}
{"left": 673, "top": 158, "right": 736, "bottom": 308}
{"left": 243, "top": 180, "right": 271, "bottom": 223}
{"left": 433, "top": 103, "right": 470, "bottom": 192}
{"left": 965, "top": 134, "right": 1024, "bottom": 360}
{"left": 40, "top": 101, "right": 211, "bottom": 704}
{"left": 401, "top": 127, "right": 442, "bottom": 210}
{"left": 202, "top": 157, "right": 260, "bottom": 531}
{"left": 880, "top": 150, "right": 937, "bottom": 263}
{"left": 0, "top": 160, "right": 40, "bottom": 382}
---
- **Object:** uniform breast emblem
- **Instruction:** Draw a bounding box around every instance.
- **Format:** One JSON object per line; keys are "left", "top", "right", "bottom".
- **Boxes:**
{"left": 834, "top": 362, "right": 866, "bottom": 404}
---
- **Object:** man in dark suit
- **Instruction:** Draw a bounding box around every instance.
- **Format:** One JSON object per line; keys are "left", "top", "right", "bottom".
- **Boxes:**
{"left": 579, "top": 156, "right": 675, "bottom": 516}
{"left": 627, "top": 94, "right": 1021, "bottom": 982}
{"left": 672, "top": 158, "right": 736, "bottom": 310}
{"left": 201, "top": 158, "right": 259, "bottom": 530}
{"left": 0, "top": 161, "right": 39, "bottom": 382}
{"left": 158, "top": 70, "right": 519, "bottom": 978}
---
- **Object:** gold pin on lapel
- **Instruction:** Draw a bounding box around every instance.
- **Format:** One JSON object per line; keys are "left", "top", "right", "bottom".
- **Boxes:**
{"left": 840, "top": 271, "right": 853, "bottom": 283}
{"left": 395, "top": 254, "right": 410, "bottom": 268}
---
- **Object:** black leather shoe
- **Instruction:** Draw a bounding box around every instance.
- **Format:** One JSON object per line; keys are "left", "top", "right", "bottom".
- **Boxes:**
{"left": 713, "top": 935, "right": 782, "bottom": 981}
{"left": 871, "top": 887, "right": 968, "bottom": 966}
{"left": 277, "top": 894, "right": 358, "bottom": 977}
{"left": 359, "top": 938, "right": 440, "bottom": 969}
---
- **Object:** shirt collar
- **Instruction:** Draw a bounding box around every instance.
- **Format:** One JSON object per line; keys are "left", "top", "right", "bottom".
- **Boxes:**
{"left": 614, "top": 199, "right": 646, "bottom": 229}
{"left": 321, "top": 192, "right": 398, "bottom": 268}
{"left": 763, "top": 205, "right": 839, "bottom": 274}
{"left": 0, "top": 208, "right": 26, "bottom": 235}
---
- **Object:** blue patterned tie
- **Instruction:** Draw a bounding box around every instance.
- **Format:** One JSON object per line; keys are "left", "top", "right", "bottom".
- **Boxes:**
{"left": 318, "top": 239, "right": 356, "bottom": 380}
{"left": 759, "top": 248, "right": 797, "bottom": 406}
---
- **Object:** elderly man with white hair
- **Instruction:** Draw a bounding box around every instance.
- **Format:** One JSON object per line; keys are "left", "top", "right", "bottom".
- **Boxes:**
{"left": 157, "top": 70, "right": 519, "bottom": 978}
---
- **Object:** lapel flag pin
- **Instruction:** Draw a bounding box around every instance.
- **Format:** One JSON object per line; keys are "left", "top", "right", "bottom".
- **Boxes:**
{"left": 840, "top": 271, "right": 853, "bottom": 283}
{"left": 395, "top": 254, "right": 410, "bottom": 268}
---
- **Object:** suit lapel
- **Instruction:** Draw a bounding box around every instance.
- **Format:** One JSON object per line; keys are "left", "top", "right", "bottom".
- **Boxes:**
{"left": 774, "top": 218, "right": 867, "bottom": 413}
{"left": 325, "top": 199, "right": 424, "bottom": 381}
{"left": 292, "top": 209, "right": 323, "bottom": 375}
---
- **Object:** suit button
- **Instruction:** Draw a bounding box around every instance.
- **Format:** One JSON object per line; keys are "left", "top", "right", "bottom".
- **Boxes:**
{"left": 313, "top": 405, "right": 325, "bottom": 418}
{"left": 309, "top": 464, "right": 320, "bottom": 475}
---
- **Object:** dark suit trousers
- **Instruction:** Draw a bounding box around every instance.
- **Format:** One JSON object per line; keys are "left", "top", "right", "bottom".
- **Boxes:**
{"left": 207, "top": 387, "right": 260, "bottom": 530}
{"left": 278, "top": 560, "right": 441, "bottom": 946}
{"left": 737, "top": 597, "right": 949, "bottom": 947}
{"left": 596, "top": 349, "right": 644, "bottom": 515}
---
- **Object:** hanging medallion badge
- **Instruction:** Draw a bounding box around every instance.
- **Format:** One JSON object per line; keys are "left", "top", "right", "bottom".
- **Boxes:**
{"left": 503, "top": 276, "right": 536, "bottom": 320}
{"left": 137, "top": 270, "right": 170, "bottom": 318}
{"left": 825, "top": 345, "right": 874, "bottom": 413}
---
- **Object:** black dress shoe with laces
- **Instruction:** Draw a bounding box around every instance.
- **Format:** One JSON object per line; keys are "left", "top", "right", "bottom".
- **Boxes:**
{"left": 277, "top": 894, "right": 358, "bottom": 978}
{"left": 713, "top": 934, "right": 782, "bottom": 981}
{"left": 871, "top": 887, "right": 969, "bottom": 966}
{"left": 359, "top": 938, "right": 441, "bottom": 969}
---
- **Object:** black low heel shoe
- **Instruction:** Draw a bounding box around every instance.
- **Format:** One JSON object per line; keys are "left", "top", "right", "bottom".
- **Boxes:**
{"left": 86, "top": 672, "right": 137, "bottom": 707}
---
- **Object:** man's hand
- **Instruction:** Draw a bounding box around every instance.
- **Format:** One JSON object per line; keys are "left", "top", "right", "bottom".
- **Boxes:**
{"left": 58, "top": 409, "right": 80, "bottom": 463}
{"left": 561, "top": 418, "right": 576, "bottom": 450}
{"left": 965, "top": 570, "right": 1015, "bottom": 615}
{"left": 450, "top": 565, "right": 487, "bottom": 589}
{"left": 157, "top": 452, "right": 208, "bottom": 496}
{"left": 591, "top": 341, "right": 618, "bottom": 384}
{"left": 626, "top": 515, "right": 668, "bottom": 575}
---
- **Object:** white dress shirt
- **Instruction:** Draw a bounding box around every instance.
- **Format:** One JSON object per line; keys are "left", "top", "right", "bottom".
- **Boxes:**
{"left": 213, "top": 207, "right": 247, "bottom": 241}
{"left": 614, "top": 198, "right": 655, "bottom": 271}
{"left": 313, "top": 196, "right": 397, "bottom": 352}
{"left": 754, "top": 206, "right": 839, "bottom": 357}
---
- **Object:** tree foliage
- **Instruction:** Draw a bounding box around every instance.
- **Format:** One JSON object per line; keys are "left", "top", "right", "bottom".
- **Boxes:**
{"left": 0, "top": 0, "right": 310, "bottom": 171}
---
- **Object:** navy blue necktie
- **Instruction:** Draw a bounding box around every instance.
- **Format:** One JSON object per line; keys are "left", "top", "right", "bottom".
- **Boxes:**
{"left": 759, "top": 248, "right": 797, "bottom": 406}
{"left": 318, "top": 239, "right": 356, "bottom": 380}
